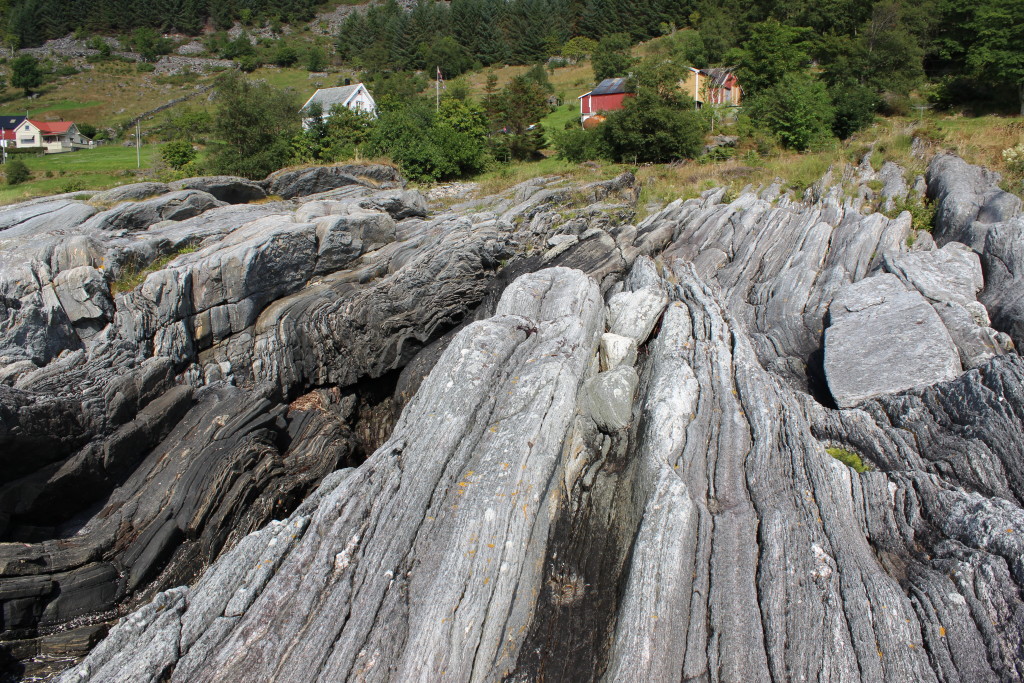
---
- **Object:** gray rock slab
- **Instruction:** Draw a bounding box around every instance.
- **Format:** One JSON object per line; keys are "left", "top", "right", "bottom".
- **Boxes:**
{"left": 606, "top": 287, "right": 668, "bottom": 344}
{"left": 885, "top": 242, "right": 983, "bottom": 305}
{"left": 825, "top": 274, "right": 962, "bottom": 407}
{"left": 90, "top": 182, "right": 170, "bottom": 205}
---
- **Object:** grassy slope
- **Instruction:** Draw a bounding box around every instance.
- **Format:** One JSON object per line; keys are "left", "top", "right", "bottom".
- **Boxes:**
{"left": 0, "top": 145, "right": 162, "bottom": 204}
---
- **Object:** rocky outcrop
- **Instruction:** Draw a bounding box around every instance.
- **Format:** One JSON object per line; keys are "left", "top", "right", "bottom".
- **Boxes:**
{"left": 927, "top": 153, "right": 1020, "bottom": 250}
{"left": 928, "top": 153, "right": 1024, "bottom": 350}
{"left": 0, "top": 157, "right": 1022, "bottom": 682}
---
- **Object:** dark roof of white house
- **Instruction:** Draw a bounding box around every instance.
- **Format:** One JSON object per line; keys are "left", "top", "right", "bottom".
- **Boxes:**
{"left": 0, "top": 115, "right": 26, "bottom": 130}
{"left": 300, "top": 84, "right": 369, "bottom": 113}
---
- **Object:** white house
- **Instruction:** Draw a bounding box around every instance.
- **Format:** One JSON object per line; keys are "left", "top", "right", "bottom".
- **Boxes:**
{"left": 13, "top": 120, "right": 93, "bottom": 153}
{"left": 300, "top": 83, "right": 376, "bottom": 128}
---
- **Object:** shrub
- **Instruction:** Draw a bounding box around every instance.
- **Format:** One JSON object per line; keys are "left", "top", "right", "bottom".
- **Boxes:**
{"left": 554, "top": 127, "right": 608, "bottom": 163}
{"left": 829, "top": 83, "right": 878, "bottom": 139}
{"left": 237, "top": 54, "right": 262, "bottom": 72}
{"left": 6, "top": 158, "right": 30, "bottom": 185}
{"left": 162, "top": 140, "right": 198, "bottom": 170}
{"left": 1003, "top": 143, "right": 1024, "bottom": 175}
{"left": 274, "top": 45, "right": 299, "bottom": 67}
{"left": 747, "top": 72, "right": 834, "bottom": 151}
{"left": 601, "top": 92, "right": 705, "bottom": 163}
{"left": 306, "top": 46, "right": 327, "bottom": 72}
{"left": 137, "top": 62, "right": 156, "bottom": 73}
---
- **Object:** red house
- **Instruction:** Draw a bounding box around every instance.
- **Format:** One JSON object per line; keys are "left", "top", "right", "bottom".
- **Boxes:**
{"left": 578, "top": 78, "right": 634, "bottom": 123}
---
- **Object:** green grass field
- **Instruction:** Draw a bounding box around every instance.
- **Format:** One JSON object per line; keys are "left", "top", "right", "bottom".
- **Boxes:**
{"left": 0, "top": 144, "right": 163, "bottom": 205}
{"left": 541, "top": 103, "right": 581, "bottom": 144}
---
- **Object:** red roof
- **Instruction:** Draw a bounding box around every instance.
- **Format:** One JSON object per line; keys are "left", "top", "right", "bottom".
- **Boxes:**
{"left": 0, "top": 130, "right": 14, "bottom": 141}
{"left": 29, "top": 120, "right": 74, "bottom": 133}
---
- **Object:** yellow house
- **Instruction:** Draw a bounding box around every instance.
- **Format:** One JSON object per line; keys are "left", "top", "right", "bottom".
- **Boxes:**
{"left": 680, "top": 68, "right": 743, "bottom": 108}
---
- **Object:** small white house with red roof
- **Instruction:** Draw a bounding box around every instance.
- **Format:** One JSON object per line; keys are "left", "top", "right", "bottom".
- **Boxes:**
{"left": 12, "top": 120, "right": 93, "bottom": 153}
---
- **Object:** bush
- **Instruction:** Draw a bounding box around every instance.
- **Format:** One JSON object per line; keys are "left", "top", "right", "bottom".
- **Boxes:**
{"left": 747, "top": 72, "right": 834, "bottom": 151}
{"left": 274, "top": 45, "right": 299, "bottom": 67}
{"left": 162, "top": 140, "right": 198, "bottom": 170}
{"left": 137, "top": 62, "right": 156, "bottom": 73}
{"left": 77, "top": 123, "right": 97, "bottom": 139}
{"left": 237, "top": 54, "right": 262, "bottom": 72}
{"left": 554, "top": 127, "right": 609, "bottom": 162}
{"left": 365, "top": 100, "right": 488, "bottom": 182}
{"left": 6, "top": 158, "right": 30, "bottom": 185}
{"left": 6, "top": 146, "right": 44, "bottom": 155}
{"left": 208, "top": 71, "right": 300, "bottom": 179}
{"left": 829, "top": 83, "right": 878, "bottom": 139}
{"left": 1004, "top": 143, "right": 1024, "bottom": 175}
{"left": 601, "top": 92, "right": 705, "bottom": 163}
{"left": 306, "top": 46, "right": 327, "bottom": 72}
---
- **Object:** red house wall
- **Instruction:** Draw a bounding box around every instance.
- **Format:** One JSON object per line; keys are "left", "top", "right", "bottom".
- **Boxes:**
{"left": 582, "top": 92, "right": 632, "bottom": 115}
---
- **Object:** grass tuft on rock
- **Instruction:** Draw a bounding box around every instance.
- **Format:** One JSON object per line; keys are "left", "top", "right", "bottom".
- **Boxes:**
{"left": 826, "top": 447, "right": 871, "bottom": 473}
{"left": 111, "top": 244, "right": 199, "bottom": 294}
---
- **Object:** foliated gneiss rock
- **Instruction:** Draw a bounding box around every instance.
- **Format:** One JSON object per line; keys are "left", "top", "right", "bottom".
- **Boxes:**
{"left": 3, "top": 157, "right": 1024, "bottom": 682}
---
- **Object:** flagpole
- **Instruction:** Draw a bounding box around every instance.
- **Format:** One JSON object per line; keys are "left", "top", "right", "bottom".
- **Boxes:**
{"left": 436, "top": 66, "right": 440, "bottom": 112}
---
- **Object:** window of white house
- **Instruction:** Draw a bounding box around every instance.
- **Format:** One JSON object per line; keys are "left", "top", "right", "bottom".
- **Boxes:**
{"left": 21, "top": 138, "right": 33, "bottom": 144}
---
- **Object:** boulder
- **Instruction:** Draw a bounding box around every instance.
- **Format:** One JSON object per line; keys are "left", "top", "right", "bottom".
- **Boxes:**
{"left": 52, "top": 266, "right": 114, "bottom": 337}
{"left": 979, "top": 217, "right": 1024, "bottom": 349}
{"left": 824, "top": 274, "right": 962, "bottom": 408}
{"left": 606, "top": 287, "right": 668, "bottom": 344}
{"left": 582, "top": 365, "right": 639, "bottom": 432}
{"left": 80, "top": 190, "right": 225, "bottom": 233}
{"left": 169, "top": 176, "right": 267, "bottom": 204}
{"left": 885, "top": 242, "right": 1010, "bottom": 367}
{"left": 357, "top": 189, "right": 429, "bottom": 219}
{"left": 261, "top": 164, "right": 403, "bottom": 199}
{"left": 89, "top": 182, "right": 170, "bottom": 205}
{"left": 314, "top": 210, "right": 397, "bottom": 275}
{"left": 927, "top": 153, "right": 1021, "bottom": 250}
{"left": 599, "top": 332, "right": 637, "bottom": 371}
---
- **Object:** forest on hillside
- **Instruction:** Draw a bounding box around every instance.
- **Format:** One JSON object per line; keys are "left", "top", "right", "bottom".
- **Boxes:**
{"left": 333, "top": 0, "right": 1022, "bottom": 114}
{"left": 2, "top": 0, "right": 1020, "bottom": 117}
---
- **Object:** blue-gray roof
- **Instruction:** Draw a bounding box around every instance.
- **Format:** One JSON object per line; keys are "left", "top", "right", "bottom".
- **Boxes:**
{"left": 591, "top": 78, "right": 629, "bottom": 95}
{"left": 300, "top": 85, "right": 364, "bottom": 113}
{"left": 0, "top": 115, "right": 26, "bottom": 130}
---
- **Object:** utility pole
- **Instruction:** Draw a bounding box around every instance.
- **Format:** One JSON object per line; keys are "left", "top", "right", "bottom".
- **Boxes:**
{"left": 136, "top": 120, "right": 141, "bottom": 169}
